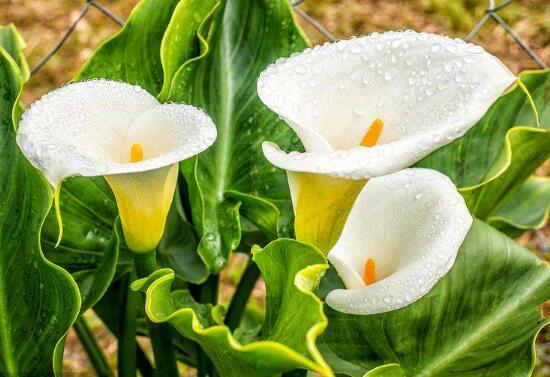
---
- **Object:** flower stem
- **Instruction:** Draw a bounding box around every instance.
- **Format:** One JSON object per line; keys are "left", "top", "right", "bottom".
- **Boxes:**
{"left": 281, "top": 369, "right": 307, "bottom": 377}
{"left": 134, "top": 251, "right": 179, "bottom": 377}
{"left": 225, "top": 259, "right": 260, "bottom": 331}
{"left": 192, "top": 273, "right": 219, "bottom": 377}
{"left": 73, "top": 316, "right": 113, "bottom": 377}
{"left": 136, "top": 343, "right": 155, "bottom": 377}
{"left": 118, "top": 270, "right": 138, "bottom": 377}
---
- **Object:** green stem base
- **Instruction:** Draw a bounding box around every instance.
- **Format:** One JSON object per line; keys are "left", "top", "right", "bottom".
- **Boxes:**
{"left": 226, "top": 259, "right": 260, "bottom": 331}
{"left": 134, "top": 251, "right": 179, "bottom": 377}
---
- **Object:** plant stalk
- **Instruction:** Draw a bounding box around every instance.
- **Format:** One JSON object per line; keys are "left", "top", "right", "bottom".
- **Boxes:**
{"left": 118, "top": 270, "right": 138, "bottom": 377}
{"left": 136, "top": 341, "right": 155, "bottom": 377}
{"left": 225, "top": 258, "right": 260, "bottom": 331}
{"left": 281, "top": 369, "right": 308, "bottom": 377}
{"left": 193, "top": 273, "right": 219, "bottom": 377}
{"left": 134, "top": 251, "right": 179, "bottom": 377}
{"left": 73, "top": 316, "right": 113, "bottom": 377}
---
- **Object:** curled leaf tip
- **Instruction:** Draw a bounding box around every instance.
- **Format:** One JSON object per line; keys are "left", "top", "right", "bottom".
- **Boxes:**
{"left": 516, "top": 77, "right": 541, "bottom": 128}
{"left": 131, "top": 268, "right": 174, "bottom": 292}
{"left": 54, "top": 180, "right": 63, "bottom": 248}
{"left": 250, "top": 244, "right": 263, "bottom": 256}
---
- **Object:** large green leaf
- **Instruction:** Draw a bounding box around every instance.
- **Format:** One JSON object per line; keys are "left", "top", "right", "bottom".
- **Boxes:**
{"left": 132, "top": 239, "right": 333, "bottom": 377}
{"left": 318, "top": 220, "right": 550, "bottom": 377}
{"left": 416, "top": 70, "right": 550, "bottom": 221}
{"left": 0, "top": 48, "right": 80, "bottom": 375}
{"left": 158, "top": 0, "right": 220, "bottom": 100}
{"left": 77, "top": 0, "right": 181, "bottom": 95}
{"left": 168, "top": 0, "right": 308, "bottom": 272}
{"left": 0, "top": 24, "right": 29, "bottom": 82}
{"left": 488, "top": 176, "right": 550, "bottom": 238}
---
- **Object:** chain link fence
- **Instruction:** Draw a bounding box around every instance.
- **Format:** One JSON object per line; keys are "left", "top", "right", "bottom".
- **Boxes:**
{"left": 30, "top": 0, "right": 548, "bottom": 76}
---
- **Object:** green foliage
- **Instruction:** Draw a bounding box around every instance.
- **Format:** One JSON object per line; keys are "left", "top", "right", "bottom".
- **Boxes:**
{"left": 319, "top": 220, "right": 550, "bottom": 377}
{"left": 170, "top": 0, "right": 307, "bottom": 272}
{"left": 489, "top": 177, "right": 550, "bottom": 237}
{"left": 0, "top": 48, "right": 80, "bottom": 376}
{"left": 77, "top": 0, "right": 181, "bottom": 95}
{"left": 41, "top": 177, "right": 125, "bottom": 272}
{"left": 132, "top": 239, "right": 332, "bottom": 377}
{"left": 0, "top": 24, "right": 29, "bottom": 82}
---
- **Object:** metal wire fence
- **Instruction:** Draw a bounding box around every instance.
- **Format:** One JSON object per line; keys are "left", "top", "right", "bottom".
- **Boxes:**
{"left": 25, "top": 0, "right": 550, "bottom": 253}
{"left": 30, "top": 0, "right": 548, "bottom": 76}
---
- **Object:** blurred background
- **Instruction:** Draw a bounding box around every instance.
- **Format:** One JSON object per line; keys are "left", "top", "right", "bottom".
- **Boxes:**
{"left": 0, "top": 0, "right": 549, "bottom": 375}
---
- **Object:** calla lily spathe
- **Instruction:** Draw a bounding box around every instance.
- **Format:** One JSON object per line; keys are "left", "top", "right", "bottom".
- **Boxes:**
{"left": 257, "top": 30, "right": 515, "bottom": 252}
{"left": 326, "top": 168, "right": 473, "bottom": 315}
{"left": 17, "top": 80, "right": 216, "bottom": 252}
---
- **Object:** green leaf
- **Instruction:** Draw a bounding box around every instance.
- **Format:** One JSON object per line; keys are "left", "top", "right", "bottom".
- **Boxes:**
{"left": 489, "top": 177, "right": 550, "bottom": 238}
{"left": 416, "top": 70, "right": 550, "bottom": 219}
{"left": 0, "top": 24, "right": 30, "bottom": 82}
{"left": 461, "top": 126, "right": 550, "bottom": 219}
{"left": 0, "top": 48, "right": 80, "bottom": 375}
{"left": 364, "top": 364, "right": 405, "bottom": 377}
{"left": 318, "top": 220, "right": 550, "bottom": 377}
{"left": 132, "top": 239, "right": 333, "bottom": 377}
{"left": 158, "top": 0, "right": 220, "bottom": 100}
{"left": 167, "top": 0, "right": 308, "bottom": 272}
{"left": 77, "top": 0, "right": 181, "bottom": 95}
{"left": 41, "top": 176, "right": 129, "bottom": 272}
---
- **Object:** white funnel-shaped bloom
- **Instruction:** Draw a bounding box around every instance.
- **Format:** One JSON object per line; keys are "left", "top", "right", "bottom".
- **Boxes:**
{"left": 259, "top": 30, "right": 515, "bottom": 175}
{"left": 257, "top": 30, "right": 513, "bottom": 252}
{"left": 326, "top": 168, "right": 473, "bottom": 315}
{"left": 17, "top": 80, "right": 216, "bottom": 252}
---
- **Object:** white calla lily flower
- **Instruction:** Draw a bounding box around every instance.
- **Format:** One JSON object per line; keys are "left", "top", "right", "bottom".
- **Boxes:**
{"left": 17, "top": 79, "right": 216, "bottom": 253}
{"left": 326, "top": 168, "right": 473, "bottom": 315}
{"left": 257, "top": 30, "right": 514, "bottom": 252}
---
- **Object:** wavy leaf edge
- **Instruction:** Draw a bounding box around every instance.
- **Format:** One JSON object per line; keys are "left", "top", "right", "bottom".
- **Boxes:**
{"left": 487, "top": 176, "right": 550, "bottom": 232}
{"left": 458, "top": 69, "right": 549, "bottom": 195}
{"left": 0, "top": 47, "right": 81, "bottom": 375}
{"left": 132, "top": 239, "right": 333, "bottom": 376}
